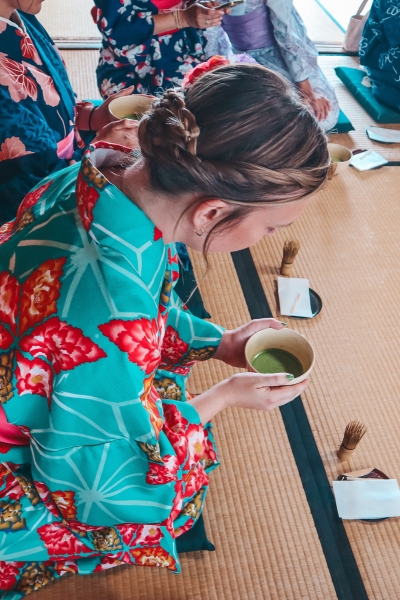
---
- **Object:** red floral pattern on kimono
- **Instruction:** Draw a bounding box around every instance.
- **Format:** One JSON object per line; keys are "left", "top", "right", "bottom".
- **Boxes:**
{"left": 0, "top": 143, "right": 222, "bottom": 596}
{"left": 20, "top": 317, "right": 107, "bottom": 374}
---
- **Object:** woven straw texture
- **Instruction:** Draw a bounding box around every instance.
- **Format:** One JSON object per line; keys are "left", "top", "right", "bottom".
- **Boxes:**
{"left": 37, "top": 0, "right": 100, "bottom": 42}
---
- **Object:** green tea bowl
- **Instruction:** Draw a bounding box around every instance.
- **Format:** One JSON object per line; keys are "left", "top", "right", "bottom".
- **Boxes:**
{"left": 245, "top": 328, "right": 315, "bottom": 386}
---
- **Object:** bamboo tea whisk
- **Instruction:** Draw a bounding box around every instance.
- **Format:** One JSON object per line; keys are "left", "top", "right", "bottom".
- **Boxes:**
{"left": 337, "top": 421, "right": 367, "bottom": 462}
{"left": 280, "top": 240, "right": 300, "bottom": 277}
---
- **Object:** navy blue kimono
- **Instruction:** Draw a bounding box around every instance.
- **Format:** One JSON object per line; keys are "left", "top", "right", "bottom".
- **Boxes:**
{"left": 93, "top": 0, "right": 206, "bottom": 98}
{"left": 359, "top": 0, "right": 400, "bottom": 111}
{"left": 0, "top": 11, "right": 84, "bottom": 223}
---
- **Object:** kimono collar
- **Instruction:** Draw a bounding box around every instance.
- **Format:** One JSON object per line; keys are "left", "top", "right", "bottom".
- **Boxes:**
{"left": 0, "top": 11, "right": 26, "bottom": 32}
{"left": 76, "top": 142, "right": 157, "bottom": 241}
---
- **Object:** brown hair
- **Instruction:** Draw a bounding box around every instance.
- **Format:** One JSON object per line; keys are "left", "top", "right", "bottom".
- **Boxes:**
{"left": 138, "top": 63, "right": 329, "bottom": 252}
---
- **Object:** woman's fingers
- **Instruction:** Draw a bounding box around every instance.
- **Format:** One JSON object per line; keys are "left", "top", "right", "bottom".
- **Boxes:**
{"left": 267, "top": 379, "right": 310, "bottom": 408}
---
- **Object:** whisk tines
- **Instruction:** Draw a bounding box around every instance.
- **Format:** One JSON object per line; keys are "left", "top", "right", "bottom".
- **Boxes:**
{"left": 280, "top": 240, "right": 300, "bottom": 277}
{"left": 337, "top": 420, "right": 367, "bottom": 462}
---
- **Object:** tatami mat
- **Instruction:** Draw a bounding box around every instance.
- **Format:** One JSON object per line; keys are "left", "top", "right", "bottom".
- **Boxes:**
{"left": 248, "top": 167, "right": 400, "bottom": 600}
{"left": 323, "top": 55, "right": 400, "bottom": 160}
{"left": 60, "top": 50, "right": 101, "bottom": 102}
{"left": 38, "top": 0, "right": 100, "bottom": 43}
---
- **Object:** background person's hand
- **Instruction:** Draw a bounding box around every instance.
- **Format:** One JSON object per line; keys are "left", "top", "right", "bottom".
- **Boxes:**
{"left": 181, "top": 3, "right": 223, "bottom": 28}
{"left": 297, "top": 79, "right": 331, "bottom": 122}
{"left": 213, "top": 318, "right": 286, "bottom": 368}
{"left": 92, "top": 119, "right": 140, "bottom": 149}
{"left": 90, "top": 86, "right": 135, "bottom": 131}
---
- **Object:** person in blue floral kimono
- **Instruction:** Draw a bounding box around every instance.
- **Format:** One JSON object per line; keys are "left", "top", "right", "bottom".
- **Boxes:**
{"left": 0, "top": 0, "right": 137, "bottom": 224}
{"left": 360, "top": 0, "right": 400, "bottom": 111}
{"left": 0, "top": 62, "right": 328, "bottom": 597}
{"left": 92, "top": 0, "right": 225, "bottom": 98}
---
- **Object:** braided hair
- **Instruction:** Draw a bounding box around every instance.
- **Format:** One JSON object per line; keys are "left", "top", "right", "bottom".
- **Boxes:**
{"left": 138, "top": 63, "right": 329, "bottom": 251}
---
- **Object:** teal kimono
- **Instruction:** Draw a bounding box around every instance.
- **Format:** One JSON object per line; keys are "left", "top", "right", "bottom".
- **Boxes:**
{"left": 0, "top": 142, "right": 222, "bottom": 597}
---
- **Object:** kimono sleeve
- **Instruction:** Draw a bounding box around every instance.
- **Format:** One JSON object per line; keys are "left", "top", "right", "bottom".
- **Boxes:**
{"left": 93, "top": 0, "right": 156, "bottom": 54}
{"left": 267, "top": 0, "right": 318, "bottom": 82}
{"left": 159, "top": 305, "right": 224, "bottom": 375}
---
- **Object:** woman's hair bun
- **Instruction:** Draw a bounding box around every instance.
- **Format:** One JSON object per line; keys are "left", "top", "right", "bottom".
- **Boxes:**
{"left": 138, "top": 89, "right": 200, "bottom": 164}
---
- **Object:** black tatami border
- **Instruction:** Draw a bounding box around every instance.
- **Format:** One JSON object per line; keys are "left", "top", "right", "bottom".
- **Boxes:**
{"left": 231, "top": 248, "right": 369, "bottom": 600}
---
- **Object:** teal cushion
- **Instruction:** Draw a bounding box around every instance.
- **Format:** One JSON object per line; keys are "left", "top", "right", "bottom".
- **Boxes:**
{"left": 335, "top": 67, "right": 400, "bottom": 124}
{"left": 327, "top": 109, "right": 355, "bottom": 134}
{"left": 176, "top": 514, "right": 215, "bottom": 553}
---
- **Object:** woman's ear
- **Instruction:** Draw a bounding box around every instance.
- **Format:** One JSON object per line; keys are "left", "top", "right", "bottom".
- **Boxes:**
{"left": 191, "top": 199, "right": 232, "bottom": 233}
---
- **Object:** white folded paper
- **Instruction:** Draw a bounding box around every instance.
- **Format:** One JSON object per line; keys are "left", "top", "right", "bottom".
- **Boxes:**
{"left": 350, "top": 150, "right": 388, "bottom": 171}
{"left": 366, "top": 126, "right": 400, "bottom": 144}
{"left": 333, "top": 480, "right": 400, "bottom": 520}
{"left": 277, "top": 276, "right": 312, "bottom": 318}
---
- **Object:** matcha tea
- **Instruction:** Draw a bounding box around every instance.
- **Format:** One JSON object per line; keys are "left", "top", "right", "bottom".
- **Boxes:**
{"left": 331, "top": 156, "right": 343, "bottom": 163}
{"left": 121, "top": 113, "right": 139, "bottom": 120}
{"left": 251, "top": 348, "right": 303, "bottom": 378}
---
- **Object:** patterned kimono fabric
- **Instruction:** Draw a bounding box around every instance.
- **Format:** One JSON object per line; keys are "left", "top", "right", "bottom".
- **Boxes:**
{"left": 92, "top": 0, "right": 206, "bottom": 98}
{"left": 205, "top": 0, "right": 340, "bottom": 131}
{"left": 0, "top": 142, "right": 221, "bottom": 597}
{"left": 359, "top": 0, "right": 400, "bottom": 111}
{"left": 0, "top": 11, "right": 84, "bottom": 224}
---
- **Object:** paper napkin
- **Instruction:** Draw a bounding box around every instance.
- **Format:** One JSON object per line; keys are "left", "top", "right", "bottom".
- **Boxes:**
{"left": 350, "top": 150, "right": 388, "bottom": 171}
{"left": 333, "top": 479, "right": 400, "bottom": 520}
{"left": 277, "top": 276, "right": 312, "bottom": 318}
{"left": 366, "top": 126, "right": 400, "bottom": 144}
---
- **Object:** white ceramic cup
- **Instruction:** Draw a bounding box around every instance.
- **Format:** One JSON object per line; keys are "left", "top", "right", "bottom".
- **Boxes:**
{"left": 327, "top": 143, "right": 353, "bottom": 177}
{"left": 108, "top": 94, "right": 155, "bottom": 121}
{"left": 245, "top": 328, "right": 315, "bottom": 386}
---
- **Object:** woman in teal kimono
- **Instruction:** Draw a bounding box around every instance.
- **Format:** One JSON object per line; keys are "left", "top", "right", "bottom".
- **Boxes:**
{"left": 0, "top": 61, "right": 328, "bottom": 597}
{"left": 0, "top": 0, "right": 135, "bottom": 223}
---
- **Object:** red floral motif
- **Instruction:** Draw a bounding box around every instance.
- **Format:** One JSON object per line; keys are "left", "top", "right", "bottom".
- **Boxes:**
{"left": 174, "top": 517, "right": 195, "bottom": 537}
{"left": 94, "top": 555, "right": 122, "bottom": 572}
{"left": 23, "top": 63, "right": 60, "bottom": 107}
{"left": 0, "top": 52, "right": 37, "bottom": 102}
{"left": 146, "top": 454, "right": 179, "bottom": 485}
{"left": 159, "top": 326, "right": 189, "bottom": 366}
{"left": 130, "top": 546, "right": 177, "bottom": 571}
{"left": 154, "top": 227, "right": 162, "bottom": 241}
{"left": 0, "top": 561, "right": 21, "bottom": 591}
{"left": 37, "top": 523, "right": 93, "bottom": 556}
{"left": 184, "top": 463, "right": 208, "bottom": 499}
{"left": 20, "top": 317, "right": 107, "bottom": 374}
{"left": 184, "top": 423, "right": 205, "bottom": 470}
{"left": 15, "top": 352, "right": 53, "bottom": 405}
{"left": 52, "top": 490, "right": 77, "bottom": 520}
{"left": 0, "top": 325, "right": 13, "bottom": 351}
{"left": 99, "top": 317, "right": 161, "bottom": 375}
{"left": 140, "top": 376, "right": 163, "bottom": 438}
{"left": 16, "top": 31, "right": 42, "bottom": 64}
{"left": 51, "top": 561, "right": 78, "bottom": 577}
{"left": 34, "top": 481, "right": 60, "bottom": 517}
{"left": 134, "top": 525, "right": 163, "bottom": 547}
{"left": 76, "top": 171, "right": 100, "bottom": 231}
{"left": 116, "top": 523, "right": 140, "bottom": 546}
{"left": 19, "top": 257, "right": 66, "bottom": 335}
{"left": 15, "top": 180, "right": 53, "bottom": 225}
{"left": 182, "top": 55, "right": 230, "bottom": 88}
{"left": 0, "top": 272, "right": 19, "bottom": 334}
{"left": 0, "top": 444, "right": 10, "bottom": 454}
{"left": 163, "top": 403, "right": 189, "bottom": 464}
{"left": 0, "top": 137, "right": 33, "bottom": 162}
{"left": 0, "top": 222, "right": 14, "bottom": 245}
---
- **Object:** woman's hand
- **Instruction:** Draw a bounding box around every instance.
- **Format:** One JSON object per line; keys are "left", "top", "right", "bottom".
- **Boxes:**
{"left": 297, "top": 79, "right": 331, "bottom": 122}
{"left": 181, "top": 3, "right": 223, "bottom": 28}
{"left": 92, "top": 119, "right": 140, "bottom": 149}
{"left": 190, "top": 372, "right": 309, "bottom": 423}
{"left": 90, "top": 86, "right": 135, "bottom": 131}
{"left": 213, "top": 318, "right": 286, "bottom": 368}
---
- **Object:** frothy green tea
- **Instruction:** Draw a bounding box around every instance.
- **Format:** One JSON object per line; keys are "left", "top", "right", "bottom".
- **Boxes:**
{"left": 121, "top": 113, "right": 139, "bottom": 120}
{"left": 331, "top": 156, "right": 344, "bottom": 163}
{"left": 251, "top": 348, "right": 303, "bottom": 378}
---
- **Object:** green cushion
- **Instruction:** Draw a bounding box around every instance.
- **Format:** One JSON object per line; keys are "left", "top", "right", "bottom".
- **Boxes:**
{"left": 335, "top": 67, "right": 400, "bottom": 124}
{"left": 327, "top": 109, "right": 354, "bottom": 134}
{"left": 176, "top": 514, "right": 215, "bottom": 553}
